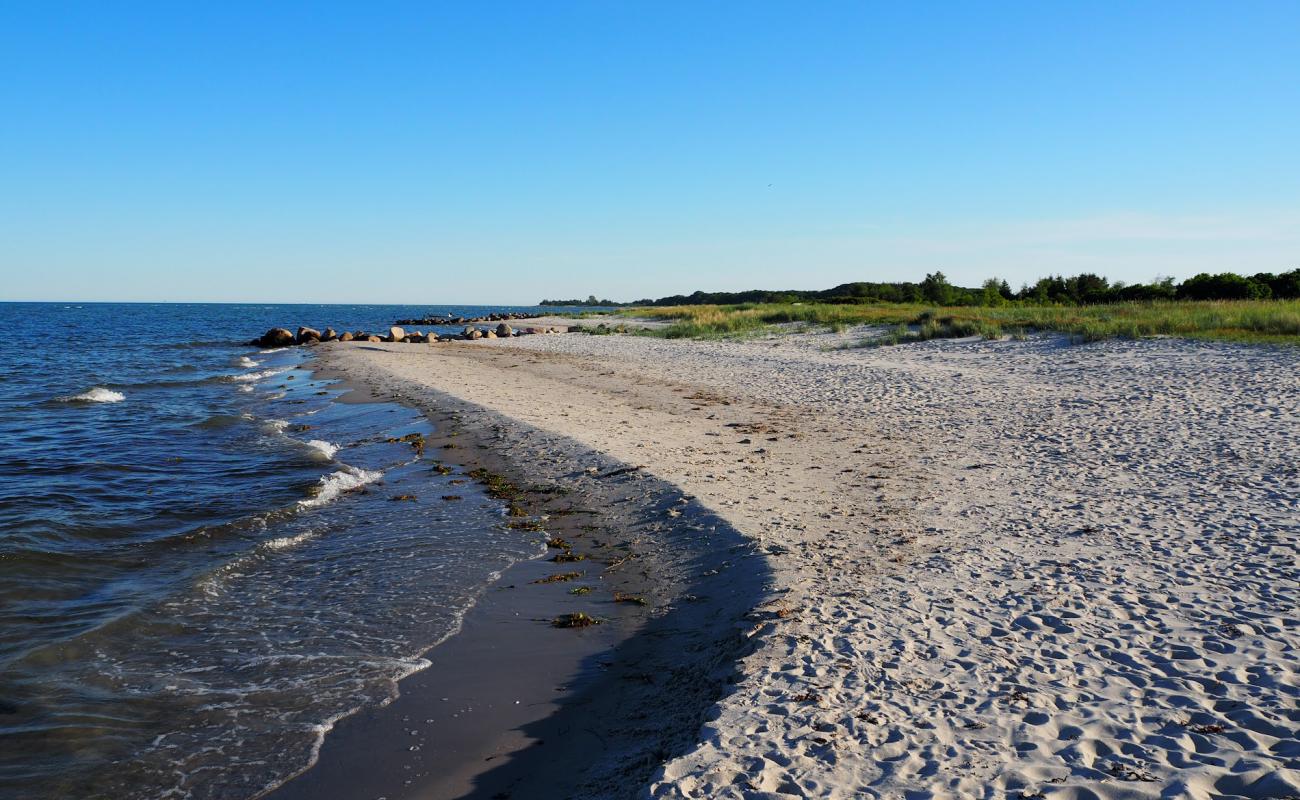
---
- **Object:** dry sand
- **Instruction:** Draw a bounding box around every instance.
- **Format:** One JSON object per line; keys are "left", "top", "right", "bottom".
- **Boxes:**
{"left": 320, "top": 328, "right": 1299, "bottom": 800}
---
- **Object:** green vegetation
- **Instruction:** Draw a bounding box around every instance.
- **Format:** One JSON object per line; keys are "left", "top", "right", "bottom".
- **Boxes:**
{"left": 612, "top": 269, "right": 1300, "bottom": 307}
{"left": 547, "top": 270, "right": 1300, "bottom": 344}
{"left": 538, "top": 294, "right": 624, "bottom": 307}
{"left": 626, "top": 300, "right": 1300, "bottom": 345}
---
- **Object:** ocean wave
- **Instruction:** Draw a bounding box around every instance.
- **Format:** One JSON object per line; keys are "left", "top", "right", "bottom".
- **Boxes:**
{"left": 225, "top": 368, "right": 288, "bottom": 383}
{"left": 238, "top": 385, "right": 254, "bottom": 393}
{"left": 194, "top": 413, "right": 249, "bottom": 430}
{"left": 299, "top": 466, "right": 382, "bottom": 508}
{"left": 259, "top": 347, "right": 289, "bottom": 354}
{"left": 238, "top": 356, "right": 262, "bottom": 368}
{"left": 304, "top": 440, "right": 339, "bottom": 460}
{"left": 59, "top": 387, "right": 125, "bottom": 404}
{"left": 261, "top": 419, "right": 290, "bottom": 433}
{"left": 262, "top": 530, "right": 319, "bottom": 551}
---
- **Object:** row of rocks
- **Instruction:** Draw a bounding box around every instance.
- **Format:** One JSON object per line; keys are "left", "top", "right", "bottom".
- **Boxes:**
{"left": 393, "top": 311, "right": 536, "bottom": 326}
{"left": 251, "top": 323, "right": 578, "bottom": 348}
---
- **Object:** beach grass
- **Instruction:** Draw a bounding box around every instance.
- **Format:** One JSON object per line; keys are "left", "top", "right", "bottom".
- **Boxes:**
{"left": 620, "top": 300, "right": 1300, "bottom": 345}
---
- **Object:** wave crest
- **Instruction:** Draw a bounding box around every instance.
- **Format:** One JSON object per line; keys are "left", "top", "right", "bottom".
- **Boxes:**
{"left": 60, "top": 387, "right": 125, "bottom": 404}
{"left": 304, "top": 440, "right": 339, "bottom": 460}
{"left": 224, "top": 368, "right": 288, "bottom": 383}
{"left": 299, "top": 467, "right": 382, "bottom": 508}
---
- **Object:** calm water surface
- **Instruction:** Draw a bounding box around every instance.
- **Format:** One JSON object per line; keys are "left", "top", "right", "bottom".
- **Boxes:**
{"left": 0, "top": 302, "right": 586, "bottom": 799}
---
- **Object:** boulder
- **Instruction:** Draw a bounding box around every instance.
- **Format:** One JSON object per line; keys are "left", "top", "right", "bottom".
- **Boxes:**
{"left": 296, "top": 326, "right": 322, "bottom": 344}
{"left": 338, "top": 331, "right": 354, "bottom": 342}
{"left": 321, "top": 328, "right": 337, "bottom": 342}
{"left": 484, "top": 330, "right": 497, "bottom": 339}
{"left": 462, "top": 325, "right": 477, "bottom": 337}
{"left": 364, "top": 334, "right": 381, "bottom": 343}
{"left": 567, "top": 325, "right": 583, "bottom": 333}
{"left": 388, "top": 326, "right": 406, "bottom": 342}
{"left": 496, "top": 323, "right": 513, "bottom": 337}
{"left": 258, "top": 328, "right": 295, "bottom": 348}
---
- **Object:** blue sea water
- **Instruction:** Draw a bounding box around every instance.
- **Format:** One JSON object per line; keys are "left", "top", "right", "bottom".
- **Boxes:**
{"left": 0, "top": 302, "right": 588, "bottom": 799}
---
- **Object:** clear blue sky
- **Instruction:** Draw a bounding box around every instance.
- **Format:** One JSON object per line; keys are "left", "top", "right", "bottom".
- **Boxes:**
{"left": 2, "top": 1, "right": 1297, "bottom": 303}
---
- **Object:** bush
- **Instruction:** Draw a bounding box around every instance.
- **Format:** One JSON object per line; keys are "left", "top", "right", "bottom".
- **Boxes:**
{"left": 1177, "top": 272, "right": 1272, "bottom": 301}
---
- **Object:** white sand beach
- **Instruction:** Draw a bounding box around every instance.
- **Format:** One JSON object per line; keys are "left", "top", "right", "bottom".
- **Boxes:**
{"left": 321, "top": 329, "right": 1299, "bottom": 799}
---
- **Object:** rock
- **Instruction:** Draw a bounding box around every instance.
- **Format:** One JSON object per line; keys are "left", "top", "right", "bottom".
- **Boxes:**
{"left": 462, "top": 325, "right": 477, "bottom": 337}
{"left": 387, "top": 326, "right": 406, "bottom": 342}
{"left": 496, "top": 323, "right": 513, "bottom": 337}
{"left": 338, "top": 331, "right": 354, "bottom": 342}
{"left": 258, "top": 328, "right": 295, "bottom": 348}
{"left": 321, "top": 328, "right": 337, "bottom": 342}
{"left": 364, "top": 334, "right": 381, "bottom": 343}
{"left": 469, "top": 329, "right": 483, "bottom": 340}
{"left": 296, "top": 326, "right": 322, "bottom": 344}
{"left": 484, "top": 330, "right": 497, "bottom": 339}
{"left": 567, "top": 325, "right": 583, "bottom": 333}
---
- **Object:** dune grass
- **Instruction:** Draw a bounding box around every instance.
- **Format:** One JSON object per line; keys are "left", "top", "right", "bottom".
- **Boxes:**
{"left": 620, "top": 300, "right": 1300, "bottom": 345}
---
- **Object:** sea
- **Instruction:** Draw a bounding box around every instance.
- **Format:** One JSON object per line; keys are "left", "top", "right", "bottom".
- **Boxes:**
{"left": 0, "top": 302, "right": 592, "bottom": 799}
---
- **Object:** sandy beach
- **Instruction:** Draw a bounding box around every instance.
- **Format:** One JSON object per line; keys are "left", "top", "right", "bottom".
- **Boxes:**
{"left": 315, "top": 327, "right": 1299, "bottom": 799}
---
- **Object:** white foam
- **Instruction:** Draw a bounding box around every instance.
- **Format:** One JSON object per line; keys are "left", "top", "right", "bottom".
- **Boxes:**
{"left": 238, "top": 385, "right": 254, "bottom": 393}
{"left": 304, "top": 440, "right": 339, "bottom": 460}
{"left": 259, "top": 347, "right": 289, "bottom": 354}
{"left": 238, "top": 356, "right": 261, "bottom": 368}
{"left": 262, "top": 419, "right": 290, "bottom": 433}
{"left": 262, "top": 530, "right": 319, "bottom": 551}
{"left": 227, "top": 368, "right": 288, "bottom": 383}
{"left": 298, "top": 466, "right": 382, "bottom": 508}
{"left": 60, "top": 387, "right": 125, "bottom": 404}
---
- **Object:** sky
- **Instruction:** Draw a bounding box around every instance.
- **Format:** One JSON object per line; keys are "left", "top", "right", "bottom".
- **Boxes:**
{"left": 2, "top": 1, "right": 1298, "bottom": 303}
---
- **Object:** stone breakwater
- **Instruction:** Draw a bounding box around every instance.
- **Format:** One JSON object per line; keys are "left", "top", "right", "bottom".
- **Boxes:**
{"left": 251, "top": 323, "right": 580, "bottom": 348}
{"left": 393, "top": 311, "right": 536, "bottom": 327}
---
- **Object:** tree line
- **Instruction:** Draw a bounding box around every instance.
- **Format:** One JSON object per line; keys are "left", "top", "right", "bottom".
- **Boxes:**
{"left": 591, "top": 269, "right": 1300, "bottom": 307}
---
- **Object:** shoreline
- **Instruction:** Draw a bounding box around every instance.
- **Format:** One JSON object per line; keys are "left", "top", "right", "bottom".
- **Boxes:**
{"left": 266, "top": 351, "right": 772, "bottom": 799}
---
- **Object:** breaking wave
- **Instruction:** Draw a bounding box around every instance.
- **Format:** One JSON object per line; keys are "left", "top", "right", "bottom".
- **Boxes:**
{"left": 59, "top": 387, "right": 125, "bottom": 404}
{"left": 299, "top": 466, "right": 382, "bottom": 508}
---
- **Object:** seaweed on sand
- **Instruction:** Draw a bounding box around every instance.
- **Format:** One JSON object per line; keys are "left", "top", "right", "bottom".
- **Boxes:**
{"left": 534, "top": 571, "right": 582, "bottom": 584}
{"left": 386, "top": 432, "right": 426, "bottom": 456}
{"left": 552, "top": 612, "right": 600, "bottom": 628}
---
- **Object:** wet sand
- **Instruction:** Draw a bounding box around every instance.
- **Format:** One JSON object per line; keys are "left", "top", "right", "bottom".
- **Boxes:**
{"left": 265, "top": 360, "right": 771, "bottom": 800}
